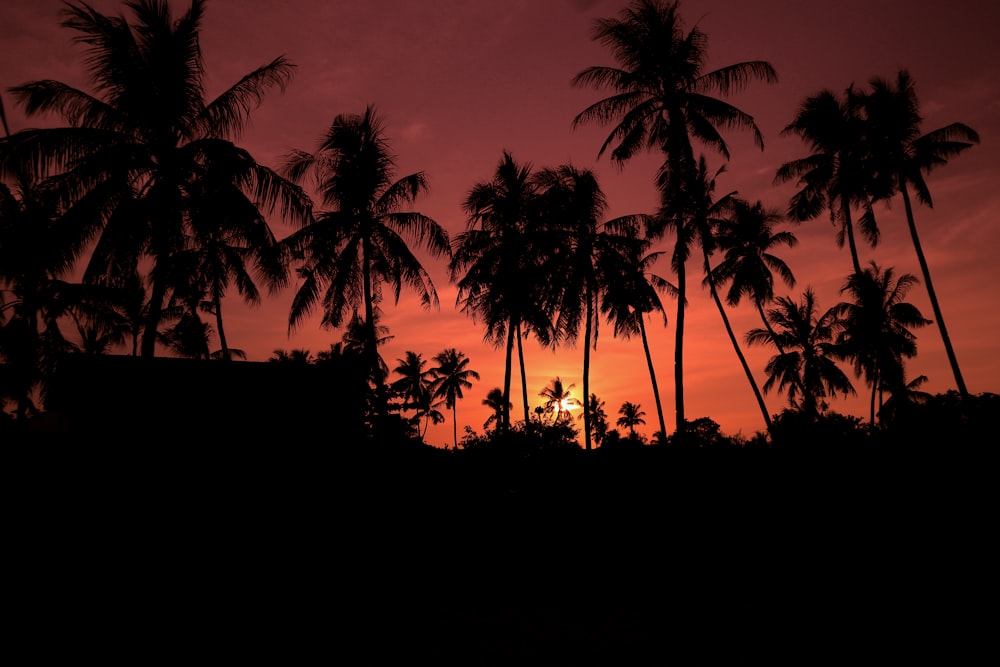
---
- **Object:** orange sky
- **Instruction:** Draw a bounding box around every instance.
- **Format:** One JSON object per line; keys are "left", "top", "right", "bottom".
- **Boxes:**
{"left": 2, "top": 0, "right": 998, "bottom": 447}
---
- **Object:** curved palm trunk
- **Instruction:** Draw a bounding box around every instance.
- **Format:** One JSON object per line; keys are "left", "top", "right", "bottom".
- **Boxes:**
{"left": 705, "top": 252, "right": 772, "bottom": 430}
{"left": 841, "top": 194, "right": 863, "bottom": 276}
{"left": 637, "top": 313, "right": 668, "bottom": 442}
{"left": 516, "top": 324, "right": 530, "bottom": 425}
{"left": 900, "top": 182, "right": 968, "bottom": 396}
{"left": 582, "top": 287, "right": 594, "bottom": 451}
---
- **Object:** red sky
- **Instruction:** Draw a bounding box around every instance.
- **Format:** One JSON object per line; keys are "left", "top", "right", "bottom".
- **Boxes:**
{"left": 3, "top": 0, "right": 999, "bottom": 447}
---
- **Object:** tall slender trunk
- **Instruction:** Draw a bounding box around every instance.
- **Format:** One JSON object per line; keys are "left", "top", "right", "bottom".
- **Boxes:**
{"left": 517, "top": 324, "right": 529, "bottom": 425}
{"left": 502, "top": 322, "right": 515, "bottom": 431}
{"left": 361, "top": 235, "right": 386, "bottom": 417}
{"left": 638, "top": 313, "right": 667, "bottom": 443}
{"left": 140, "top": 276, "right": 167, "bottom": 358}
{"left": 452, "top": 403, "right": 458, "bottom": 449}
{"left": 673, "top": 235, "right": 686, "bottom": 440}
{"left": 582, "top": 285, "right": 594, "bottom": 451}
{"left": 900, "top": 182, "right": 968, "bottom": 396}
{"left": 705, "top": 252, "right": 772, "bottom": 430}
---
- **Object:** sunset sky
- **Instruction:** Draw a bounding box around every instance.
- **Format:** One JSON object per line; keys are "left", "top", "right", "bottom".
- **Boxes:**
{"left": 2, "top": 0, "right": 998, "bottom": 447}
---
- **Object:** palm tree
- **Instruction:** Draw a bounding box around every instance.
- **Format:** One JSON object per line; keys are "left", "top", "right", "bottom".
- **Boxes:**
{"left": 3, "top": 0, "right": 308, "bottom": 358}
{"left": 711, "top": 198, "right": 797, "bottom": 348}
{"left": 482, "top": 387, "right": 511, "bottom": 433}
{"left": 617, "top": 401, "right": 646, "bottom": 438}
{"left": 430, "top": 348, "right": 480, "bottom": 450}
{"left": 746, "top": 288, "right": 855, "bottom": 420}
{"left": 450, "top": 151, "right": 555, "bottom": 431}
{"left": 572, "top": 0, "right": 777, "bottom": 437}
{"left": 834, "top": 263, "right": 930, "bottom": 424}
{"left": 587, "top": 393, "right": 611, "bottom": 447}
{"left": 281, "top": 105, "right": 450, "bottom": 413}
{"left": 775, "top": 86, "right": 882, "bottom": 276}
{"left": 533, "top": 164, "right": 644, "bottom": 450}
{"left": 391, "top": 351, "right": 434, "bottom": 410}
{"left": 600, "top": 240, "right": 673, "bottom": 443}
{"left": 688, "top": 158, "right": 772, "bottom": 430}
{"left": 863, "top": 70, "right": 979, "bottom": 397}
{"left": 539, "top": 377, "right": 580, "bottom": 425}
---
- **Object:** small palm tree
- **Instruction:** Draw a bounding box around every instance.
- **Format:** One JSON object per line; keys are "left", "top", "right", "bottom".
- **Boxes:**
{"left": 482, "top": 387, "right": 511, "bottom": 433}
{"left": 539, "top": 377, "right": 580, "bottom": 425}
{"left": 430, "top": 348, "right": 480, "bottom": 450}
{"left": 834, "top": 263, "right": 930, "bottom": 424}
{"left": 747, "top": 288, "right": 855, "bottom": 420}
{"left": 617, "top": 401, "right": 646, "bottom": 438}
{"left": 587, "top": 393, "right": 610, "bottom": 447}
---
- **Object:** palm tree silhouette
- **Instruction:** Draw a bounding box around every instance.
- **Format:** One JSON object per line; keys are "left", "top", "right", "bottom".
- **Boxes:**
{"left": 776, "top": 86, "right": 882, "bottom": 276}
{"left": 834, "top": 263, "right": 930, "bottom": 423}
{"left": 533, "top": 164, "right": 644, "bottom": 450}
{"left": 616, "top": 401, "right": 646, "bottom": 439}
{"left": 688, "top": 158, "right": 772, "bottom": 430}
{"left": 600, "top": 239, "right": 673, "bottom": 443}
{"left": 482, "top": 387, "right": 511, "bottom": 433}
{"left": 747, "top": 288, "right": 855, "bottom": 420}
{"left": 281, "top": 105, "right": 450, "bottom": 414}
{"left": 430, "top": 348, "right": 480, "bottom": 450}
{"left": 539, "top": 377, "right": 580, "bottom": 425}
{"left": 451, "top": 151, "right": 555, "bottom": 431}
{"left": 712, "top": 198, "right": 797, "bottom": 350}
{"left": 863, "top": 70, "right": 979, "bottom": 397}
{"left": 572, "top": 0, "right": 777, "bottom": 438}
{"left": 587, "top": 393, "right": 611, "bottom": 447}
{"left": 5, "top": 0, "right": 308, "bottom": 358}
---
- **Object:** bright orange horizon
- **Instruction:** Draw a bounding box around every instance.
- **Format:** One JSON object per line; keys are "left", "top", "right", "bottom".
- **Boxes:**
{"left": 2, "top": 0, "right": 998, "bottom": 447}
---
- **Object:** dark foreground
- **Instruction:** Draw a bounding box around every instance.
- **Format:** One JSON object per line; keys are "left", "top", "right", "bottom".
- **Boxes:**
{"left": 6, "top": 435, "right": 993, "bottom": 663}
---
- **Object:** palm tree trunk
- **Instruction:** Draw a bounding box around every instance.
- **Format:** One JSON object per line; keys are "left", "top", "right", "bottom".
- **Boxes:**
{"left": 900, "top": 182, "right": 968, "bottom": 396}
{"left": 638, "top": 313, "right": 668, "bottom": 443}
{"left": 516, "top": 324, "right": 530, "bottom": 425}
{"left": 452, "top": 403, "right": 458, "bottom": 449}
{"left": 582, "top": 287, "right": 593, "bottom": 451}
{"left": 361, "top": 236, "right": 387, "bottom": 417}
{"left": 841, "top": 195, "right": 863, "bottom": 276}
{"left": 502, "top": 322, "right": 515, "bottom": 431}
{"left": 705, "top": 253, "right": 772, "bottom": 430}
{"left": 140, "top": 276, "right": 168, "bottom": 358}
{"left": 213, "top": 292, "right": 230, "bottom": 361}
{"left": 673, "top": 238, "right": 686, "bottom": 440}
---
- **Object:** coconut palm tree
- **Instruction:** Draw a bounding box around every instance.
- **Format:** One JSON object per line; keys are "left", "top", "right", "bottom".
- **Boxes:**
{"left": 617, "top": 401, "right": 646, "bottom": 438}
{"left": 863, "top": 69, "right": 979, "bottom": 397}
{"left": 482, "top": 387, "right": 510, "bottom": 433}
{"left": 391, "top": 351, "right": 434, "bottom": 410}
{"left": 775, "top": 86, "right": 883, "bottom": 276}
{"left": 587, "top": 393, "right": 611, "bottom": 447}
{"left": 572, "top": 0, "right": 777, "bottom": 437}
{"left": 2, "top": 0, "right": 309, "bottom": 359}
{"left": 746, "top": 288, "right": 855, "bottom": 420}
{"left": 688, "top": 158, "right": 772, "bottom": 430}
{"left": 711, "top": 198, "right": 797, "bottom": 347}
{"left": 539, "top": 377, "right": 580, "bottom": 425}
{"left": 430, "top": 348, "right": 480, "bottom": 450}
{"left": 600, "top": 238, "right": 674, "bottom": 443}
{"left": 533, "top": 164, "right": 644, "bottom": 450}
{"left": 450, "top": 151, "right": 556, "bottom": 431}
{"left": 834, "top": 263, "right": 930, "bottom": 424}
{"left": 281, "top": 105, "right": 450, "bottom": 413}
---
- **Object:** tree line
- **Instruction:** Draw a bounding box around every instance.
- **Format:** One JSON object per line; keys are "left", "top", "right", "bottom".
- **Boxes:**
{"left": 0, "top": 0, "right": 986, "bottom": 447}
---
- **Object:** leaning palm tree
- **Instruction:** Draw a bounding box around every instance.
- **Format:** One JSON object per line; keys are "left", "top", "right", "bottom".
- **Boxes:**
{"left": 281, "top": 106, "right": 450, "bottom": 413}
{"left": 450, "top": 151, "right": 555, "bottom": 431}
{"left": 747, "top": 288, "right": 855, "bottom": 420}
{"left": 775, "top": 86, "right": 883, "bottom": 276}
{"left": 834, "top": 263, "right": 930, "bottom": 424}
{"left": 688, "top": 158, "right": 772, "bottom": 430}
{"left": 430, "top": 348, "right": 480, "bottom": 450}
{"left": 572, "top": 0, "right": 777, "bottom": 437}
{"left": 616, "top": 401, "right": 646, "bottom": 439}
{"left": 2, "top": 0, "right": 309, "bottom": 358}
{"left": 863, "top": 69, "right": 979, "bottom": 397}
